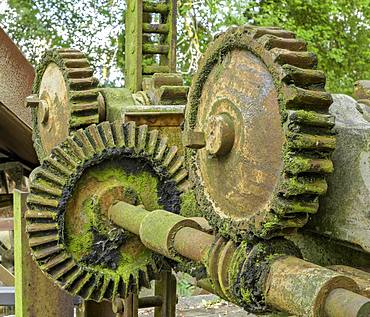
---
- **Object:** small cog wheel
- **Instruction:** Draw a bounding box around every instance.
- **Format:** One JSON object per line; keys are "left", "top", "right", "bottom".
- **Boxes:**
{"left": 184, "top": 26, "right": 336, "bottom": 240}
{"left": 26, "top": 120, "right": 188, "bottom": 301}
{"left": 30, "top": 48, "right": 104, "bottom": 161}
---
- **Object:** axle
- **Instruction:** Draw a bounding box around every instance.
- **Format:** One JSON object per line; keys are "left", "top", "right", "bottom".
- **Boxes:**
{"left": 108, "top": 201, "right": 370, "bottom": 317}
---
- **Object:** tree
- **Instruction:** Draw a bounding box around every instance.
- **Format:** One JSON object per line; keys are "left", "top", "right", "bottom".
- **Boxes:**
{"left": 1, "top": 0, "right": 369, "bottom": 94}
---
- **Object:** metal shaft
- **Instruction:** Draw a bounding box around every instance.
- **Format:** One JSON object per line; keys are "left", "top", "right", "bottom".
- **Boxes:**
{"left": 108, "top": 201, "right": 370, "bottom": 317}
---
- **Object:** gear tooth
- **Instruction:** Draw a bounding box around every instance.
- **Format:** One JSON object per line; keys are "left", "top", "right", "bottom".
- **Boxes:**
{"left": 112, "top": 120, "right": 126, "bottom": 147}
{"left": 112, "top": 276, "right": 121, "bottom": 299}
{"left": 270, "top": 48, "right": 317, "bottom": 68}
{"left": 29, "top": 182, "right": 63, "bottom": 197}
{"left": 57, "top": 48, "right": 80, "bottom": 53}
{"left": 63, "top": 267, "right": 83, "bottom": 290}
{"left": 35, "top": 168, "right": 66, "bottom": 186}
{"left": 258, "top": 34, "right": 307, "bottom": 51}
{"left": 69, "top": 90, "right": 100, "bottom": 102}
{"left": 162, "top": 146, "right": 178, "bottom": 167}
{"left": 147, "top": 130, "right": 159, "bottom": 155}
{"left": 33, "top": 245, "right": 63, "bottom": 260}
{"left": 25, "top": 210, "right": 57, "bottom": 220}
{"left": 88, "top": 274, "right": 103, "bottom": 301}
{"left": 125, "top": 121, "right": 136, "bottom": 148}
{"left": 27, "top": 194, "right": 59, "bottom": 209}
{"left": 71, "top": 101, "right": 99, "bottom": 114}
{"left": 98, "top": 121, "right": 115, "bottom": 148}
{"left": 65, "top": 136, "right": 86, "bottom": 161}
{"left": 273, "top": 197, "right": 319, "bottom": 216}
{"left": 154, "top": 136, "right": 168, "bottom": 161}
{"left": 173, "top": 169, "right": 188, "bottom": 184}
{"left": 29, "top": 234, "right": 59, "bottom": 247}
{"left": 58, "top": 51, "right": 85, "bottom": 59}
{"left": 26, "top": 222, "right": 58, "bottom": 233}
{"left": 70, "top": 114, "right": 100, "bottom": 129}
{"left": 284, "top": 155, "right": 334, "bottom": 174}
{"left": 168, "top": 156, "right": 185, "bottom": 176}
{"left": 280, "top": 176, "right": 327, "bottom": 196}
{"left": 245, "top": 26, "right": 296, "bottom": 39}
{"left": 44, "top": 157, "right": 73, "bottom": 176}
{"left": 283, "top": 85, "right": 333, "bottom": 110}
{"left": 137, "top": 125, "right": 149, "bottom": 152}
{"left": 40, "top": 252, "right": 70, "bottom": 271}
{"left": 71, "top": 272, "right": 93, "bottom": 296}
{"left": 287, "top": 110, "right": 335, "bottom": 129}
{"left": 280, "top": 65, "right": 326, "bottom": 88}
{"left": 256, "top": 213, "right": 309, "bottom": 238}
{"left": 69, "top": 77, "right": 98, "bottom": 90}
{"left": 73, "top": 129, "right": 95, "bottom": 158}
{"left": 86, "top": 124, "right": 105, "bottom": 152}
{"left": 98, "top": 276, "right": 112, "bottom": 302}
{"left": 64, "top": 58, "right": 90, "bottom": 68}
{"left": 178, "top": 179, "right": 192, "bottom": 193}
{"left": 83, "top": 275, "right": 99, "bottom": 300}
{"left": 66, "top": 67, "right": 94, "bottom": 78}
{"left": 139, "top": 269, "right": 151, "bottom": 289}
{"left": 51, "top": 259, "right": 77, "bottom": 281}
{"left": 53, "top": 146, "right": 78, "bottom": 169}
{"left": 287, "top": 132, "right": 336, "bottom": 151}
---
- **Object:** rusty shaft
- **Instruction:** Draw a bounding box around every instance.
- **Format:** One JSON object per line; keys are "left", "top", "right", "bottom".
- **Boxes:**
{"left": 108, "top": 201, "right": 370, "bottom": 317}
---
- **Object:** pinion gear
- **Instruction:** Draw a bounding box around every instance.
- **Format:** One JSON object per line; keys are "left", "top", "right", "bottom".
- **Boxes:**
{"left": 184, "top": 26, "right": 336, "bottom": 240}
{"left": 31, "top": 48, "right": 103, "bottom": 161}
{"left": 26, "top": 120, "right": 188, "bottom": 301}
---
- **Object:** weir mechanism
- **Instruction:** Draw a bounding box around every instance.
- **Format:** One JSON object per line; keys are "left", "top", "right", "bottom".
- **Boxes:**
{"left": 4, "top": 1, "right": 370, "bottom": 317}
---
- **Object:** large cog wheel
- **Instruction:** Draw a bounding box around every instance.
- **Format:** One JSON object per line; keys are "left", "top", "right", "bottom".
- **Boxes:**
{"left": 25, "top": 120, "right": 188, "bottom": 301}
{"left": 184, "top": 26, "right": 336, "bottom": 240}
{"left": 30, "top": 48, "right": 104, "bottom": 161}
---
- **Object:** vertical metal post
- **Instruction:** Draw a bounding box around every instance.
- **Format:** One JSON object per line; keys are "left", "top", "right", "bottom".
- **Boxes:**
{"left": 125, "top": 0, "right": 143, "bottom": 92}
{"left": 14, "top": 190, "right": 75, "bottom": 317}
{"left": 154, "top": 270, "right": 177, "bottom": 317}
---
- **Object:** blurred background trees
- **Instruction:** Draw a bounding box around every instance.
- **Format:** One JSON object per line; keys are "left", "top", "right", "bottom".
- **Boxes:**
{"left": 0, "top": 0, "right": 369, "bottom": 94}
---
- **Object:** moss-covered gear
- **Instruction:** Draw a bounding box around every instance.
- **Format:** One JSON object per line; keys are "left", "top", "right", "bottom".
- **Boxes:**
{"left": 184, "top": 26, "right": 336, "bottom": 240}
{"left": 25, "top": 120, "right": 189, "bottom": 301}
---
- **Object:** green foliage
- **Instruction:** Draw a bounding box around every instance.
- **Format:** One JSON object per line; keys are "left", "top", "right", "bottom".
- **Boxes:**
{"left": 243, "top": 0, "right": 370, "bottom": 94}
{"left": 0, "top": 0, "right": 369, "bottom": 93}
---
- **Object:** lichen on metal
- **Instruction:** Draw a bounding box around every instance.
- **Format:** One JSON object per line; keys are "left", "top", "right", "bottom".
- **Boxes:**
{"left": 25, "top": 120, "right": 190, "bottom": 301}
{"left": 184, "top": 25, "right": 336, "bottom": 240}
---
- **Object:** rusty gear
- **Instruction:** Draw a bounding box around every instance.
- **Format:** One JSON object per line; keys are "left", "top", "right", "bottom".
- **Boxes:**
{"left": 30, "top": 48, "right": 103, "bottom": 161}
{"left": 25, "top": 120, "right": 188, "bottom": 301}
{"left": 184, "top": 26, "right": 336, "bottom": 240}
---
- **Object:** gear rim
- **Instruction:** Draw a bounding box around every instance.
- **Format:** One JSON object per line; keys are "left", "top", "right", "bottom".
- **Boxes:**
{"left": 26, "top": 120, "right": 189, "bottom": 301}
{"left": 184, "top": 25, "right": 336, "bottom": 240}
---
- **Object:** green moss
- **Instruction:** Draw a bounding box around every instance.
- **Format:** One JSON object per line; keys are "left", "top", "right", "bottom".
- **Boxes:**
{"left": 180, "top": 190, "right": 199, "bottom": 217}
{"left": 93, "top": 247, "right": 153, "bottom": 283}
{"left": 88, "top": 164, "right": 162, "bottom": 211}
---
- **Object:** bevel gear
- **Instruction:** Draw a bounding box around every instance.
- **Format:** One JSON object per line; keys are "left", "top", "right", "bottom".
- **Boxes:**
{"left": 25, "top": 120, "right": 188, "bottom": 301}
{"left": 30, "top": 48, "right": 104, "bottom": 161}
{"left": 184, "top": 26, "right": 336, "bottom": 240}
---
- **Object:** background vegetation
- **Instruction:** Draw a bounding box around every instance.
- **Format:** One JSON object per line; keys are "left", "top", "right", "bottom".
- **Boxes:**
{"left": 1, "top": 0, "right": 369, "bottom": 94}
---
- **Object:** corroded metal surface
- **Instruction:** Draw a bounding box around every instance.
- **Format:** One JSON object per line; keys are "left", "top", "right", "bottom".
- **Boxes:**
{"left": 195, "top": 49, "right": 284, "bottom": 220}
{"left": 30, "top": 49, "right": 101, "bottom": 161}
{"left": 0, "top": 27, "right": 34, "bottom": 127}
{"left": 0, "top": 28, "right": 38, "bottom": 167}
{"left": 184, "top": 26, "right": 335, "bottom": 240}
{"left": 25, "top": 120, "right": 189, "bottom": 301}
